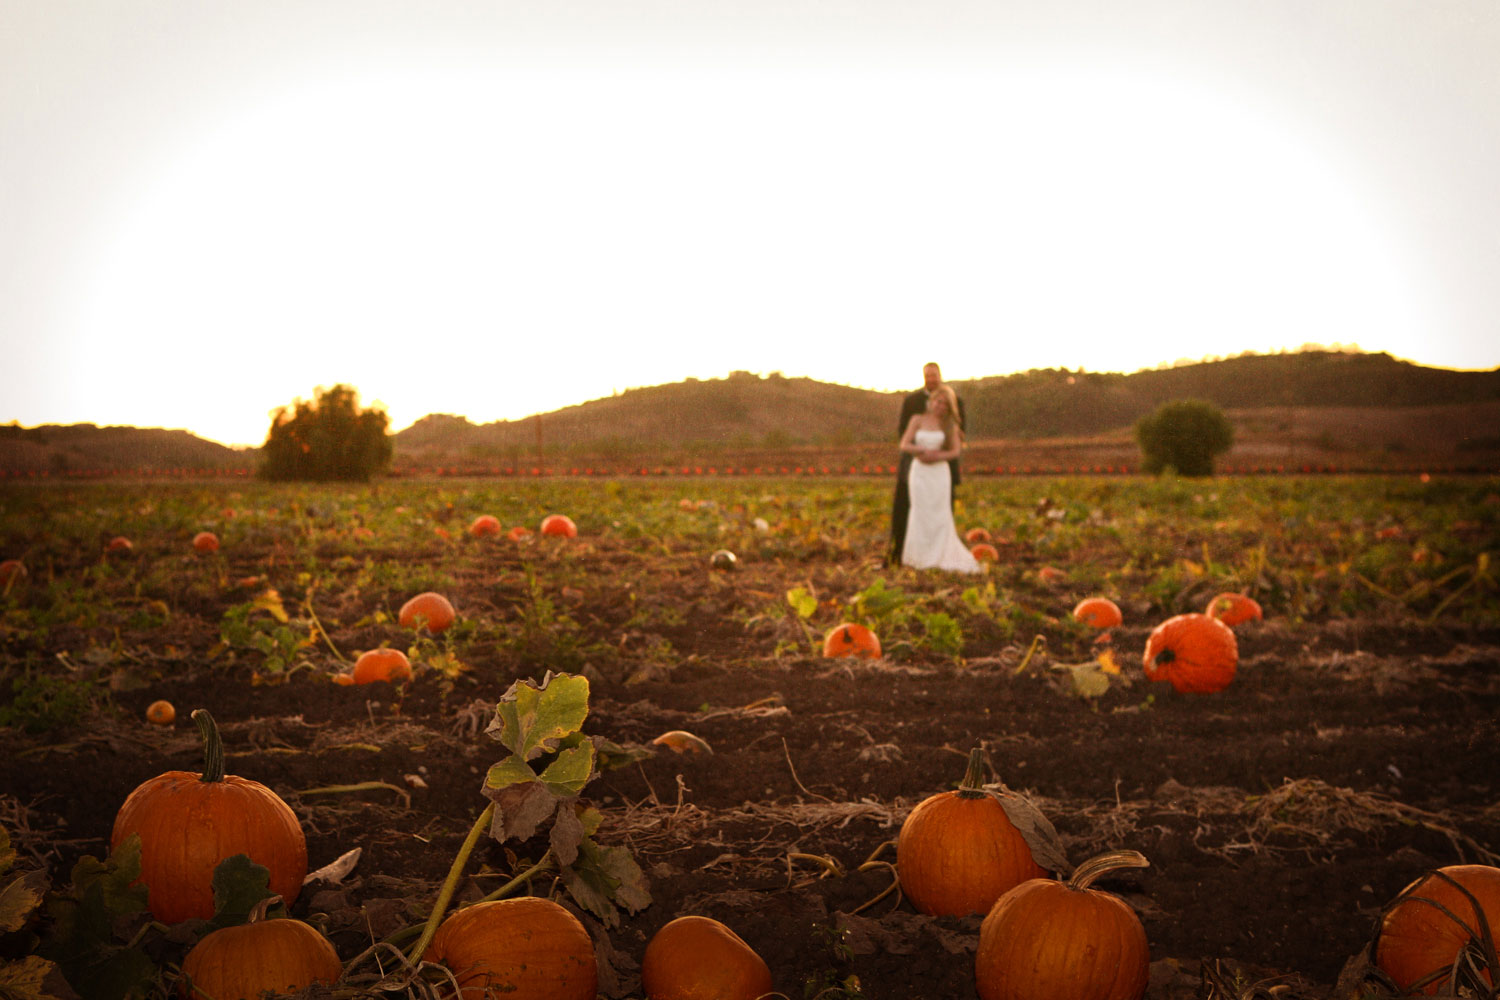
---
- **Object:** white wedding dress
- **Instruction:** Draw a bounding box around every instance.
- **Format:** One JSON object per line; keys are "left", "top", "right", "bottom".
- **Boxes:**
{"left": 902, "top": 429, "right": 982, "bottom": 573}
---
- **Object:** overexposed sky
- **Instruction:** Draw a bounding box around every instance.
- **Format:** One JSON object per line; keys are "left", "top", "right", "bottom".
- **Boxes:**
{"left": 4, "top": 1, "right": 1497, "bottom": 447}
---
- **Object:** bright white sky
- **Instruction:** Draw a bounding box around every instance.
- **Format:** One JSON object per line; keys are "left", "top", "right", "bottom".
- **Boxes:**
{"left": 4, "top": 1, "right": 1498, "bottom": 447}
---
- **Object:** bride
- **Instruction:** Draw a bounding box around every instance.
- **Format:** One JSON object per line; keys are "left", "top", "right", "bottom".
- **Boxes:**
{"left": 898, "top": 385, "right": 981, "bottom": 573}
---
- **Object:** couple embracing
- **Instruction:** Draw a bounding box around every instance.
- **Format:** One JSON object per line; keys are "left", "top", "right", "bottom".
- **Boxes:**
{"left": 887, "top": 362, "right": 982, "bottom": 574}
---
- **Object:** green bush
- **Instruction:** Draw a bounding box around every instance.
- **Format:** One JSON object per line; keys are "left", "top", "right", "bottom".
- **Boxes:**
{"left": 260, "top": 384, "right": 392, "bottom": 482}
{"left": 1134, "top": 399, "right": 1234, "bottom": 477}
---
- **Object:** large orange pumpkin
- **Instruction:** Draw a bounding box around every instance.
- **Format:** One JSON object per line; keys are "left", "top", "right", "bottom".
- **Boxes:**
{"left": 540, "top": 514, "right": 578, "bottom": 538}
{"left": 975, "top": 850, "right": 1151, "bottom": 1000}
{"left": 178, "top": 897, "right": 341, "bottom": 999}
{"left": 641, "top": 914, "right": 773, "bottom": 1000}
{"left": 896, "top": 748, "right": 1048, "bottom": 917}
{"left": 1142, "top": 613, "right": 1238, "bottom": 694}
{"left": 350, "top": 648, "right": 412, "bottom": 685}
{"left": 1374, "top": 864, "right": 1500, "bottom": 994}
{"left": 1073, "top": 597, "right": 1123, "bottom": 629}
{"left": 424, "top": 896, "right": 597, "bottom": 1000}
{"left": 821, "top": 623, "right": 881, "bottom": 659}
{"left": 398, "top": 592, "right": 456, "bottom": 633}
{"left": 110, "top": 709, "right": 307, "bottom": 925}
{"left": 1205, "top": 592, "right": 1263, "bottom": 627}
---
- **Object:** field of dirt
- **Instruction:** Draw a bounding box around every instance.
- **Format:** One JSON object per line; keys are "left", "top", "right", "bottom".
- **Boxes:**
{"left": 3, "top": 511, "right": 1498, "bottom": 1000}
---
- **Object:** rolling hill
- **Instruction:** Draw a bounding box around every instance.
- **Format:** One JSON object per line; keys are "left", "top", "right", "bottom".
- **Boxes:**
{"left": 4, "top": 351, "right": 1498, "bottom": 476}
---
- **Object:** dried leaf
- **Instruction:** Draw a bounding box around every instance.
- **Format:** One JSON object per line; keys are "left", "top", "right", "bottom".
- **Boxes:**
{"left": 484, "top": 781, "right": 557, "bottom": 843}
{"left": 990, "top": 786, "right": 1073, "bottom": 875}
{"left": 303, "top": 848, "right": 362, "bottom": 887}
{"left": 650, "top": 730, "right": 713, "bottom": 755}
{"left": 0, "top": 955, "right": 61, "bottom": 1000}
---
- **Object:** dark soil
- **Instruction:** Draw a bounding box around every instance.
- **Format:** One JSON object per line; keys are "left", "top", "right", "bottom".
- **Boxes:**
{"left": 3, "top": 542, "right": 1499, "bottom": 1000}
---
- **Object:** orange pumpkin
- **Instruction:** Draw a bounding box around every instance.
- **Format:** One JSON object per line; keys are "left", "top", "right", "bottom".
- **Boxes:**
{"left": 1205, "top": 592, "right": 1263, "bottom": 627}
{"left": 507, "top": 525, "right": 533, "bottom": 541}
{"left": 896, "top": 748, "right": 1048, "bottom": 917}
{"left": 1037, "top": 566, "right": 1068, "bottom": 584}
{"left": 1374, "top": 864, "right": 1500, "bottom": 994}
{"left": 107, "top": 535, "right": 134, "bottom": 553}
{"left": 425, "top": 896, "right": 597, "bottom": 1000}
{"left": 350, "top": 648, "right": 412, "bottom": 685}
{"left": 469, "top": 514, "right": 502, "bottom": 538}
{"left": 970, "top": 543, "right": 1000, "bottom": 562}
{"left": 110, "top": 709, "right": 307, "bottom": 925}
{"left": 192, "top": 531, "right": 220, "bottom": 553}
{"left": 965, "top": 527, "right": 992, "bottom": 544}
{"left": 1073, "top": 597, "right": 1123, "bottom": 629}
{"left": 1142, "top": 613, "right": 1238, "bottom": 694}
{"left": 641, "top": 915, "right": 773, "bottom": 1000}
{"left": 178, "top": 897, "right": 341, "bottom": 999}
{"left": 398, "top": 592, "right": 456, "bottom": 633}
{"left": 821, "top": 623, "right": 881, "bottom": 659}
{"left": 976, "top": 850, "right": 1151, "bottom": 1000}
{"left": 145, "top": 700, "right": 176, "bottom": 726}
{"left": 540, "top": 514, "right": 578, "bottom": 538}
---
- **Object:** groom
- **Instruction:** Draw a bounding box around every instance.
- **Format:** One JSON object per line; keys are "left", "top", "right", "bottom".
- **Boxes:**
{"left": 887, "top": 362, "right": 966, "bottom": 565}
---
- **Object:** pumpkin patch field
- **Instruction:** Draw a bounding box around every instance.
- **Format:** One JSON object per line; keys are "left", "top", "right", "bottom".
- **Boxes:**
{"left": 1, "top": 475, "right": 1497, "bottom": 1000}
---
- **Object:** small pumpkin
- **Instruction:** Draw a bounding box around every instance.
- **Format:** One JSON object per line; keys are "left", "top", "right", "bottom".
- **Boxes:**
{"left": 1037, "top": 566, "right": 1068, "bottom": 584}
{"left": 1073, "top": 597, "right": 1123, "bottom": 629}
{"left": 469, "top": 514, "right": 502, "bottom": 538}
{"left": 970, "top": 543, "right": 1000, "bottom": 562}
{"left": 1373, "top": 864, "right": 1500, "bottom": 994}
{"left": 1142, "top": 613, "right": 1238, "bottom": 694}
{"left": 145, "top": 700, "right": 176, "bottom": 726}
{"left": 975, "top": 850, "right": 1151, "bottom": 1000}
{"left": 192, "top": 531, "right": 220, "bottom": 553}
{"left": 540, "top": 514, "right": 578, "bottom": 538}
{"left": 641, "top": 914, "right": 773, "bottom": 1000}
{"left": 896, "top": 747, "right": 1048, "bottom": 917}
{"left": 107, "top": 535, "right": 134, "bottom": 554}
{"left": 507, "top": 525, "right": 533, "bottom": 541}
{"left": 398, "top": 592, "right": 456, "bottom": 633}
{"left": 350, "top": 648, "right": 412, "bottom": 685}
{"left": 821, "top": 623, "right": 881, "bottom": 659}
{"left": 110, "top": 709, "right": 307, "bottom": 925}
{"left": 178, "top": 896, "right": 341, "bottom": 999}
{"left": 710, "top": 549, "right": 738, "bottom": 571}
{"left": 1205, "top": 592, "right": 1263, "bottom": 627}
{"left": 965, "top": 527, "right": 992, "bottom": 544}
{"left": 424, "top": 896, "right": 597, "bottom": 1000}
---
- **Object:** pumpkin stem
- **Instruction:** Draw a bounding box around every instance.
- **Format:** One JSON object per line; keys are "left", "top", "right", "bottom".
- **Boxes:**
{"left": 1066, "top": 849, "right": 1150, "bottom": 891}
{"left": 248, "top": 895, "right": 282, "bottom": 924}
{"left": 955, "top": 746, "right": 989, "bottom": 799}
{"left": 190, "top": 709, "right": 227, "bottom": 784}
{"left": 407, "top": 801, "right": 496, "bottom": 965}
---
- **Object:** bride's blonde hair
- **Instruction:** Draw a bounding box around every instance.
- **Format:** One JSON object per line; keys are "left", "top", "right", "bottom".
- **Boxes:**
{"left": 930, "top": 384, "right": 962, "bottom": 450}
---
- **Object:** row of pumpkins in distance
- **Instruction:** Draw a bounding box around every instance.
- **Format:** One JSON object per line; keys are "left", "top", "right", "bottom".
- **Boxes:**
{"left": 113, "top": 706, "right": 1498, "bottom": 1000}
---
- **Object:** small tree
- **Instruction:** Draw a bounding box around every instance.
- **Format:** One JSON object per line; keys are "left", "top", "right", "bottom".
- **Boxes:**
{"left": 260, "top": 384, "right": 391, "bottom": 482}
{"left": 1134, "top": 399, "right": 1233, "bottom": 476}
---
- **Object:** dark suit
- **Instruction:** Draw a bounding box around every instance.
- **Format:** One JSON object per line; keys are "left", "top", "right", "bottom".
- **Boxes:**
{"left": 887, "top": 388, "right": 966, "bottom": 564}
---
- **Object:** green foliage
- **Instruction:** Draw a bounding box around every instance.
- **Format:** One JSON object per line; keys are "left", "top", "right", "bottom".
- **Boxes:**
{"left": 39, "top": 835, "right": 155, "bottom": 1000}
{"left": 481, "top": 673, "right": 650, "bottom": 926}
{"left": 0, "top": 670, "right": 95, "bottom": 734}
{"left": 260, "top": 384, "right": 392, "bottom": 482}
{"left": 1134, "top": 398, "right": 1234, "bottom": 477}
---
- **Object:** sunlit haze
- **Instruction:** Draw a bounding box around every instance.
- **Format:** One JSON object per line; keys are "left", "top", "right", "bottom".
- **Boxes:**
{"left": 5, "top": 2, "right": 1498, "bottom": 447}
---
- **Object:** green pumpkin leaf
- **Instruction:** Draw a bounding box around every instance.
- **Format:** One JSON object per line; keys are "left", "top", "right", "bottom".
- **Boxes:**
{"left": 208, "top": 855, "right": 283, "bottom": 929}
{"left": 0, "top": 871, "right": 46, "bottom": 934}
{"left": 559, "top": 838, "right": 652, "bottom": 929}
{"left": 38, "top": 836, "right": 153, "bottom": 1000}
{"left": 0, "top": 955, "right": 62, "bottom": 1000}
{"left": 786, "top": 587, "right": 818, "bottom": 620}
{"left": 486, "top": 673, "right": 590, "bottom": 761}
{"left": 537, "top": 742, "right": 595, "bottom": 798}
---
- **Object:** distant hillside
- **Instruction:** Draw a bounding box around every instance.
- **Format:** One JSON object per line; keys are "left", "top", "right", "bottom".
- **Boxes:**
{"left": 4, "top": 351, "right": 1497, "bottom": 477}
{"left": 392, "top": 352, "right": 1500, "bottom": 469}
{"left": 0, "top": 424, "right": 254, "bottom": 475}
